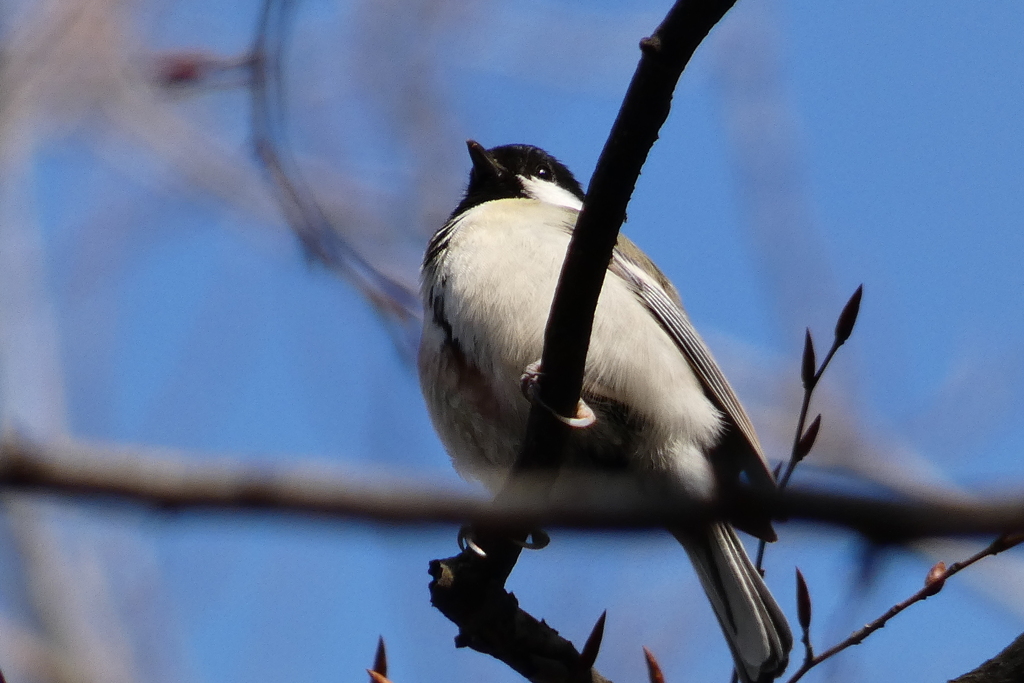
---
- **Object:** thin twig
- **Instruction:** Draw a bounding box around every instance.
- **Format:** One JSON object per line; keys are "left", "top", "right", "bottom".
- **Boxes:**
{"left": 779, "top": 286, "right": 862, "bottom": 490}
{"left": 785, "top": 533, "right": 1024, "bottom": 683}
{"left": 755, "top": 286, "right": 862, "bottom": 571}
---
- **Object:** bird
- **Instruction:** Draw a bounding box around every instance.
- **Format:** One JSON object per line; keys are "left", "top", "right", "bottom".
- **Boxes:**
{"left": 417, "top": 140, "right": 792, "bottom": 683}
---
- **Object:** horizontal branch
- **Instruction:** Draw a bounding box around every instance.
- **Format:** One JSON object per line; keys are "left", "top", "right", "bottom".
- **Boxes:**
{"left": 1, "top": 435, "right": 1023, "bottom": 542}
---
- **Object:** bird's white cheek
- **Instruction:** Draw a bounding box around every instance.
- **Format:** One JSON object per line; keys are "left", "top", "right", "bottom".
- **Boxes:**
{"left": 517, "top": 175, "right": 584, "bottom": 212}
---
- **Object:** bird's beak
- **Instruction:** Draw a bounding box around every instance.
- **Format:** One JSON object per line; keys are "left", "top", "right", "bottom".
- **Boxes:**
{"left": 466, "top": 140, "right": 506, "bottom": 181}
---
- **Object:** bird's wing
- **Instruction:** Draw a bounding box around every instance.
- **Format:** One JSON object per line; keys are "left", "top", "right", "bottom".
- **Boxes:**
{"left": 609, "top": 241, "right": 776, "bottom": 489}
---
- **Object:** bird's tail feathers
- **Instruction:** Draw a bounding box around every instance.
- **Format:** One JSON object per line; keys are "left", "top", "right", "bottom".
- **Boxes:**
{"left": 674, "top": 524, "right": 792, "bottom": 683}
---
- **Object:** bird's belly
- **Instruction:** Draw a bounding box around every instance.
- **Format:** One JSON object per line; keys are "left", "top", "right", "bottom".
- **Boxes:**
{"left": 417, "top": 319, "right": 528, "bottom": 490}
{"left": 417, "top": 317, "right": 646, "bottom": 490}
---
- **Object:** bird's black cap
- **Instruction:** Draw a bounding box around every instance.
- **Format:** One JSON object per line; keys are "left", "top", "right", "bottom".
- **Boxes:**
{"left": 450, "top": 141, "right": 585, "bottom": 218}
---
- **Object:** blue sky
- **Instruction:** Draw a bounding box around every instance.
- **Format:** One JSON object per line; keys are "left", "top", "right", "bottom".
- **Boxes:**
{"left": 3, "top": 1, "right": 1024, "bottom": 682}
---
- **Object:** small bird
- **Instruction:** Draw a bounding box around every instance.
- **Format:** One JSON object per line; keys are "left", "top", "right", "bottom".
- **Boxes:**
{"left": 418, "top": 141, "right": 792, "bottom": 682}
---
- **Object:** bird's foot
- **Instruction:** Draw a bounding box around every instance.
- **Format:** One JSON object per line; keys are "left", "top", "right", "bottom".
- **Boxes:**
{"left": 457, "top": 525, "right": 488, "bottom": 558}
{"left": 519, "top": 360, "right": 596, "bottom": 428}
{"left": 457, "top": 526, "right": 550, "bottom": 557}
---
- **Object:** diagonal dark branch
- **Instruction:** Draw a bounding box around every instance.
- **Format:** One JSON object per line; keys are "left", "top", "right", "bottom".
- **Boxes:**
{"left": 508, "top": 0, "right": 739, "bottom": 479}
{"left": 470, "top": 0, "right": 744, "bottom": 570}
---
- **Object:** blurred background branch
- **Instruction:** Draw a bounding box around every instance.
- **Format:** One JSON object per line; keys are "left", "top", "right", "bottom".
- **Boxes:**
{"left": 2, "top": 434, "right": 1024, "bottom": 542}
{"left": 249, "top": 0, "right": 422, "bottom": 358}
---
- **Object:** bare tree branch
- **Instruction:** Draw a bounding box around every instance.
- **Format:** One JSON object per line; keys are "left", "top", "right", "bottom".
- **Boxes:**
{"left": 5, "top": 434, "right": 1024, "bottom": 542}
{"left": 429, "top": 549, "right": 613, "bottom": 683}
{"left": 786, "top": 534, "right": 1024, "bottom": 683}
{"left": 510, "top": 0, "right": 739, "bottom": 477}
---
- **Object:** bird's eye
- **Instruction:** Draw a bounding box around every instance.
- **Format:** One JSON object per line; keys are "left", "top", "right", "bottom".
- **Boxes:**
{"left": 536, "top": 163, "right": 553, "bottom": 180}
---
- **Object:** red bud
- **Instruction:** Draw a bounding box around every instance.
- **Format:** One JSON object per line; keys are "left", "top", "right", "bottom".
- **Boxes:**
{"left": 155, "top": 53, "right": 210, "bottom": 86}
{"left": 923, "top": 561, "right": 946, "bottom": 596}
{"left": 643, "top": 647, "right": 666, "bottom": 683}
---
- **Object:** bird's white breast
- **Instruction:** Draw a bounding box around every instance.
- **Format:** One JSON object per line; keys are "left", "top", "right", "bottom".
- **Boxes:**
{"left": 420, "top": 198, "right": 721, "bottom": 497}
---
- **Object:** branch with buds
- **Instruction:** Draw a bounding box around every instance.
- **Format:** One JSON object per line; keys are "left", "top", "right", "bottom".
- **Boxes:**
{"left": 786, "top": 533, "right": 1024, "bottom": 683}
{"left": 754, "top": 285, "right": 862, "bottom": 572}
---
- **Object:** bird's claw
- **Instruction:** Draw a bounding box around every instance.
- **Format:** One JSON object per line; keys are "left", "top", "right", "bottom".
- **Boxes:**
{"left": 519, "top": 361, "right": 596, "bottom": 429}
{"left": 457, "top": 526, "right": 550, "bottom": 555}
{"left": 457, "top": 526, "right": 487, "bottom": 558}
{"left": 519, "top": 360, "right": 544, "bottom": 399}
